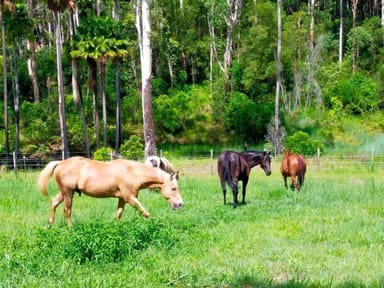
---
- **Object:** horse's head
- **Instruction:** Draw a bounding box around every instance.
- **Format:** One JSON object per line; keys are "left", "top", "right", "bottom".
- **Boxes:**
{"left": 160, "top": 171, "right": 183, "bottom": 210}
{"left": 260, "top": 151, "right": 272, "bottom": 176}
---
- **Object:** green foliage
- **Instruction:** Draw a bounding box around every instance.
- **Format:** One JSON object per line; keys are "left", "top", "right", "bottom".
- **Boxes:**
{"left": 153, "top": 85, "right": 213, "bottom": 143}
{"left": 325, "top": 72, "right": 377, "bottom": 114}
{"left": 119, "top": 135, "right": 144, "bottom": 160}
{"left": 284, "top": 131, "right": 324, "bottom": 156}
{"left": 35, "top": 219, "right": 178, "bottom": 264}
{"left": 224, "top": 92, "right": 273, "bottom": 143}
{"left": 93, "top": 147, "right": 114, "bottom": 161}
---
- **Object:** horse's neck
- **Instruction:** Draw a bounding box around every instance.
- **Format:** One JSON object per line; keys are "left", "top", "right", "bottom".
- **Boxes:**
{"left": 243, "top": 154, "right": 261, "bottom": 168}
{"left": 142, "top": 169, "right": 169, "bottom": 189}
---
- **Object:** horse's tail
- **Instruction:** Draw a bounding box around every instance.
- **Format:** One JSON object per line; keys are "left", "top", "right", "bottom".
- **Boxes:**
{"left": 37, "top": 160, "right": 61, "bottom": 196}
{"left": 297, "top": 157, "right": 305, "bottom": 187}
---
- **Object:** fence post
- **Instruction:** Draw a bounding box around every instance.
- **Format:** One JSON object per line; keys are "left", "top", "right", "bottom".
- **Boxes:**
{"left": 317, "top": 147, "right": 320, "bottom": 172}
{"left": 371, "top": 147, "right": 374, "bottom": 172}
{"left": 13, "top": 151, "right": 17, "bottom": 175}
{"left": 210, "top": 149, "right": 213, "bottom": 175}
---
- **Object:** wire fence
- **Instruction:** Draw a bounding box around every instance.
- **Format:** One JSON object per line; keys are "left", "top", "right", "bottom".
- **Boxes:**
{"left": 2, "top": 149, "right": 384, "bottom": 175}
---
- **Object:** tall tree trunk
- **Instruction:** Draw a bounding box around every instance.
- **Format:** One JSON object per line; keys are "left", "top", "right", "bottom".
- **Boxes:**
{"left": 11, "top": 45, "right": 19, "bottom": 170}
{"left": 136, "top": 0, "right": 156, "bottom": 158}
{"left": 352, "top": 0, "right": 358, "bottom": 73}
{"left": 114, "top": 0, "right": 122, "bottom": 153}
{"left": 273, "top": 0, "right": 282, "bottom": 157}
{"left": 27, "top": 0, "right": 39, "bottom": 103}
{"left": 88, "top": 58, "right": 100, "bottom": 149}
{"left": 53, "top": 10, "right": 69, "bottom": 158}
{"left": 224, "top": 0, "right": 242, "bottom": 92}
{"left": 338, "top": 0, "right": 343, "bottom": 68}
{"left": 73, "top": 57, "right": 91, "bottom": 158}
{"left": 1, "top": 0, "right": 9, "bottom": 157}
{"left": 100, "top": 57, "right": 107, "bottom": 147}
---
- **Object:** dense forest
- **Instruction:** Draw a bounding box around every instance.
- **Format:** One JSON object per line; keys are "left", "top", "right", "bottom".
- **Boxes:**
{"left": 1, "top": 0, "right": 384, "bottom": 159}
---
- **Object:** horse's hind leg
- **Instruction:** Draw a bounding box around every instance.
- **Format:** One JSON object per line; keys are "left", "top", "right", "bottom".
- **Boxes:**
{"left": 220, "top": 178, "right": 227, "bottom": 205}
{"left": 63, "top": 192, "right": 75, "bottom": 227}
{"left": 49, "top": 193, "right": 64, "bottom": 225}
{"left": 283, "top": 175, "right": 288, "bottom": 189}
{"left": 291, "top": 176, "right": 298, "bottom": 191}
{"left": 231, "top": 181, "right": 239, "bottom": 208}
{"left": 241, "top": 178, "right": 249, "bottom": 205}
{"left": 116, "top": 198, "right": 126, "bottom": 220}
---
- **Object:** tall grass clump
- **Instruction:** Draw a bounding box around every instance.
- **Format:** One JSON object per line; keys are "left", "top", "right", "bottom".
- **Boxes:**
{"left": 35, "top": 217, "right": 179, "bottom": 264}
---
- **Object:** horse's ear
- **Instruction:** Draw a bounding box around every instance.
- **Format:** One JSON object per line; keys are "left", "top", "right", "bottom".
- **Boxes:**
{"left": 171, "top": 171, "right": 179, "bottom": 180}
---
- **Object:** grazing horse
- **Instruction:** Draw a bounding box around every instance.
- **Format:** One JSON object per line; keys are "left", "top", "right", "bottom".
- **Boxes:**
{"left": 280, "top": 149, "right": 307, "bottom": 191}
{"left": 145, "top": 155, "right": 175, "bottom": 174}
{"left": 217, "top": 150, "right": 272, "bottom": 208}
{"left": 37, "top": 156, "right": 183, "bottom": 227}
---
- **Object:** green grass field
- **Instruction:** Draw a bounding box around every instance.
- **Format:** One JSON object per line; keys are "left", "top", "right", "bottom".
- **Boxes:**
{"left": 0, "top": 158, "right": 383, "bottom": 287}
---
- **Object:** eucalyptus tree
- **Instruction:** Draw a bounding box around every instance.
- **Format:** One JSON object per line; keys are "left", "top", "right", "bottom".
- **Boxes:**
{"left": 0, "top": 0, "right": 10, "bottom": 157}
{"left": 273, "top": 0, "right": 282, "bottom": 157}
{"left": 7, "top": 4, "right": 31, "bottom": 160}
{"left": 136, "top": 0, "right": 155, "bottom": 158}
{"left": 27, "top": 0, "right": 39, "bottom": 103}
{"left": 46, "top": 0, "right": 75, "bottom": 158}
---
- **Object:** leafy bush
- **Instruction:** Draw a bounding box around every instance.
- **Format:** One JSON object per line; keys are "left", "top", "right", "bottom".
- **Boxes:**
{"left": 93, "top": 147, "right": 114, "bottom": 161}
{"left": 224, "top": 92, "right": 273, "bottom": 143}
{"left": 119, "top": 135, "right": 144, "bottom": 160}
{"left": 284, "top": 131, "right": 324, "bottom": 156}
{"left": 325, "top": 72, "right": 377, "bottom": 114}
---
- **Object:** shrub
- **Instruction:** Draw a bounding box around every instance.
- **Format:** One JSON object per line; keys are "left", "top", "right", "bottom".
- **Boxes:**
{"left": 93, "top": 147, "right": 114, "bottom": 161}
{"left": 119, "top": 135, "right": 144, "bottom": 160}
{"left": 284, "top": 131, "right": 324, "bottom": 156}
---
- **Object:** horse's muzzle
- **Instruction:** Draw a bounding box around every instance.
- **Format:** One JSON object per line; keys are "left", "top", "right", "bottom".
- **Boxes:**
{"left": 172, "top": 202, "right": 183, "bottom": 210}
{"left": 265, "top": 170, "right": 272, "bottom": 176}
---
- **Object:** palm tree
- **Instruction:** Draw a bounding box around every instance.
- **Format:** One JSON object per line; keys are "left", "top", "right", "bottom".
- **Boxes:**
{"left": 71, "top": 17, "right": 129, "bottom": 148}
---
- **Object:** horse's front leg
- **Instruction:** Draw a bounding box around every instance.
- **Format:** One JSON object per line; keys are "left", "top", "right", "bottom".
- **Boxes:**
{"left": 128, "top": 196, "right": 151, "bottom": 218}
{"left": 241, "top": 178, "right": 249, "bottom": 205}
{"left": 49, "top": 192, "right": 64, "bottom": 226}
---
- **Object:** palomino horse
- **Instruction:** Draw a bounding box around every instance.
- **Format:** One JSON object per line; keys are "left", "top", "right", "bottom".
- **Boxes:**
{"left": 280, "top": 149, "right": 307, "bottom": 191}
{"left": 37, "top": 156, "right": 183, "bottom": 226}
{"left": 217, "top": 150, "right": 272, "bottom": 208}
{"left": 145, "top": 155, "right": 175, "bottom": 174}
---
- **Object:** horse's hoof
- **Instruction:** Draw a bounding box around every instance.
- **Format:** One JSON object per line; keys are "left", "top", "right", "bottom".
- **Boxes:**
{"left": 144, "top": 213, "right": 151, "bottom": 219}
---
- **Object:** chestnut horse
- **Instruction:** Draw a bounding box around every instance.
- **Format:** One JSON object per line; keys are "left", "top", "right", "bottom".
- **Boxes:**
{"left": 280, "top": 150, "right": 307, "bottom": 191}
{"left": 37, "top": 156, "right": 183, "bottom": 226}
{"left": 217, "top": 150, "right": 272, "bottom": 208}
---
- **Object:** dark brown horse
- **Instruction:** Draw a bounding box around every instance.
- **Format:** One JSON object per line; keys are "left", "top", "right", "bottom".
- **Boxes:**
{"left": 280, "top": 149, "right": 307, "bottom": 191}
{"left": 217, "top": 150, "right": 272, "bottom": 208}
{"left": 37, "top": 156, "right": 183, "bottom": 226}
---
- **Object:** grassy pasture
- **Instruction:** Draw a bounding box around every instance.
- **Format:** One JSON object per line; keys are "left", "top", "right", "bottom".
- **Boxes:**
{"left": 0, "top": 158, "right": 384, "bottom": 287}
